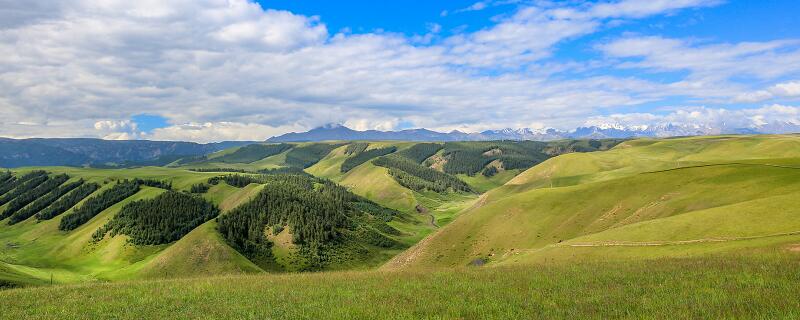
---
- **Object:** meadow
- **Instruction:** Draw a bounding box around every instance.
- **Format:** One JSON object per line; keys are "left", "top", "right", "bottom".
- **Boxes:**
{"left": 1, "top": 135, "right": 800, "bottom": 318}
{"left": 1, "top": 253, "right": 798, "bottom": 319}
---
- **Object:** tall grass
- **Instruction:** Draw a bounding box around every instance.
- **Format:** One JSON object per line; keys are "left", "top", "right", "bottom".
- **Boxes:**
{"left": 2, "top": 255, "right": 799, "bottom": 319}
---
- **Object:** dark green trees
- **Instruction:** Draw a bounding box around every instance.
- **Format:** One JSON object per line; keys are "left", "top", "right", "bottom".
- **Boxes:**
{"left": 189, "top": 183, "right": 210, "bottom": 193}
{"left": 285, "top": 143, "right": 344, "bottom": 168}
{"left": 214, "top": 144, "right": 293, "bottom": 163}
{"left": 58, "top": 180, "right": 140, "bottom": 231}
{"left": 396, "top": 143, "right": 443, "bottom": 163}
{"left": 372, "top": 156, "right": 472, "bottom": 193}
{"left": 1, "top": 173, "right": 68, "bottom": 220}
{"left": 217, "top": 174, "right": 402, "bottom": 270}
{"left": 93, "top": 191, "right": 219, "bottom": 245}
{"left": 8, "top": 179, "right": 84, "bottom": 225}
{"left": 0, "top": 171, "right": 49, "bottom": 206}
{"left": 36, "top": 182, "right": 100, "bottom": 221}
{"left": 341, "top": 147, "right": 397, "bottom": 173}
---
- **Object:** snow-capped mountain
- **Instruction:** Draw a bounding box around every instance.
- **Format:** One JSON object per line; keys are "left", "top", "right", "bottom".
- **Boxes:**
{"left": 267, "top": 122, "right": 800, "bottom": 142}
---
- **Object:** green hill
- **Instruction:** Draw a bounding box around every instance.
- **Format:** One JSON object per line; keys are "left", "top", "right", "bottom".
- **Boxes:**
{"left": 2, "top": 135, "right": 799, "bottom": 290}
{"left": 386, "top": 135, "right": 800, "bottom": 269}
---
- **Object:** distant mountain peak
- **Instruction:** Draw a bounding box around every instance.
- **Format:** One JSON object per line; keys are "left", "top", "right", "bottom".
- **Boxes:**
{"left": 267, "top": 122, "right": 800, "bottom": 143}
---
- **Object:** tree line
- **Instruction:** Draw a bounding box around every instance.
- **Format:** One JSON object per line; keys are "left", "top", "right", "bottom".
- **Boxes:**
{"left": 8, "top": 178, "right": 84, "bottom": 225}
{"left": 92, "top": 191, "right": 219, "bottom": 245}
{"left": 214, "top": 143, "right": 293, "bottom": 164}
{"left": 340, "top": 146, "right": 397, "bottom": 173}
{"left": 284, "top": 143, "right": 345, "bottom": 168}
{"left": 372, "top": 155, "right": 473, "bottom": 193}
{"left": 59, "top": 180, "right": 141, "bottom": 231}
{"left": 1, "top": 173, "right": 68, "bottom": 220}
{"left": 36, "top": 182, "right": 100, "bottom": 221}
{"left": 0, "top": 171, "right": 48, "bottom": 206}
{"left": 217, "top": 174, "right": 401, "bottom": 270}
{"left": 344, "top": 142, "right": 369, "bottom": 155}
{"left": 396, "top": 143, "right": 443, "bottom": 163}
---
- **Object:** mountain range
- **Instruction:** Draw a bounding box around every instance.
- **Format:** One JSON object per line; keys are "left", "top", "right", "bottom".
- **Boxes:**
{"left": 0, "top": 138, "right": 253, "bottom": 168}
{"left": 267, "top": 122, "right": 800, "bottom": 142}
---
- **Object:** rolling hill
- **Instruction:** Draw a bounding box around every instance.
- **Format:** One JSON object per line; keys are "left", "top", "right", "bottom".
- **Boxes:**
{"left": 0, "top": 134, "right": 798, "bottom": 314}
{"left": 0, "top": 135, "right": 799, "bottom": 318}
{"left": 385, "top": 135, "right": 800, "bottom": 269}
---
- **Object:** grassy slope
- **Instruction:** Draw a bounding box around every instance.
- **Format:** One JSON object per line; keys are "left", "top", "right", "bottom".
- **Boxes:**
{"left": 2, "top": 253, "right": 799, "bottom": 319}
{"left": 387, "top": 135, "right": 800, "bottom": 269}
{"left": 0, "top": 170, "right": 266, "bottom": 284}
{"left": 128, "top": 183, "right": 265, "bottom": 279}
{"left": 0, "top": 187, "right": 167, "bottom": 283}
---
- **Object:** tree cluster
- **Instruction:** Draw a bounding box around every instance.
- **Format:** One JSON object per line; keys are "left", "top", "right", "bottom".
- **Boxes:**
{"left": 92, "top": 191, "right": 220, "bottom": 245}
{"left": 214, "top": 143, "right": 293, "bottom": 163}
{"left": 59, "top": 180, "right": 140, "bottom": 231}
{"left": 0, "top": 171, "right": 48, "bottom": 206}
{"left": 344, "top": 142, "right": 369, "bottom": 155}
{"left": 8, "top": 179, "right": 84, "bottom": 225}
{"left": 439, "top": 141, "right": 551, "bottom": 176}
{"left": 340, "top": 146, "right": 397, "bottom": 173}
{"left": 0, "top": 171, "right": 12, "bottom": 185}
{"left": 189, "top": 168, "right": 250, "bottom": 173}
{"left": 396, "top": 143, "right": 443, "bottom": 163}
{"left": 133, "top": 178, "right": 172, "bottom": 190}
{"left": 1, "top": 173, "right": 68, "bottom": 220}
{"left": 208, "top": 174, "right": 265, "bottom": 188}
{"left": 284, "top": 143, "right": 344, "bottom": 168}
{"left": 189, "top": 183, "right": 210, "bottom": 194}
{"left": 482, "top": 166, "right": 499, "bottom": 177}
{"left": 36, "top": 182, "right": 100, "bottom": 221}
{"left": 217, "top": 174, "right": 401, "bottom": 270}
{"left": 372, "top": 155, "right": 472, "bottom": 193}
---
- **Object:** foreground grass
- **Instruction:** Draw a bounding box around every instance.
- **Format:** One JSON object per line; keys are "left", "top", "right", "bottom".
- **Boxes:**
{"left": 2, "top": 255, "right": 799, "bottom": 319}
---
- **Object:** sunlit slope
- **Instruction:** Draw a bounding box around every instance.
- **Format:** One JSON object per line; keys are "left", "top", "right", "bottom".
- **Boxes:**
{"left": 387, "top": 135, "right": 800, "bottom": 269}
{"left": 0, "top": 167, "right": 264, "bottom": 284}
{"left": 131, "top": 184, "right": 265, "bottom": 279}
{"left": 505, "top": 134, "right": 800, "bottom": 192}
{"left": 0, "top": 187, "right": 167, "bottom": 283}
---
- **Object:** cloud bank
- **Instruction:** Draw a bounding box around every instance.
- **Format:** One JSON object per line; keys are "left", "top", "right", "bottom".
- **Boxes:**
{"left": 0, "top": 0, "right": 799, "bottom": 142}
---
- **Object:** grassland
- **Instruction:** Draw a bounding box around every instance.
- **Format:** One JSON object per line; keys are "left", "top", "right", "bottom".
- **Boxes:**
{"left": 1, "top": 253, "right": 798, "bottom": 319}
{"left": 2, "top": 135, "right": 800, "bottom": 318}
{"left": 388, "top": 135, "right": 800, "bottom": 269}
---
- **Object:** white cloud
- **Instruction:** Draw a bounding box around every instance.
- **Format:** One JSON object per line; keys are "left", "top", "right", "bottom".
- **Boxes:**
{"left": 588, "top": 0, "right": 721, "bottom": 19}
{"left": 147, "top": 122, "right": 301, "bottom": 143}
{"left": 585, "top": 105, "right": 800, "bottom": 132}
{"left": 773, "top": 81, "right": 800, "bottom": 97}
{"left": 344, "top": 119, "right": 399, "bottom": 131}
{"left": 0, "top": 0, "right": 793, "bottom": 142}
{"left": 599, "top": 36, "right": 800, "bottom": 80}
{"left": 732, "top": 80, "right": 800, "bottom": 103}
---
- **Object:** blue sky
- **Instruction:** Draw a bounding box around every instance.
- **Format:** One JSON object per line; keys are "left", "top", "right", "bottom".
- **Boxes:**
{"left": 1, "top": 0, "right": 799, "bottom": 141}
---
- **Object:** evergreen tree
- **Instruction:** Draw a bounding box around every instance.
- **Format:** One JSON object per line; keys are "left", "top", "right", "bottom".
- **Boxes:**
{"left": 8, "top": 179, "right": 84, "bottom": 225}
{"left": 341, "top": 147, "right": 397, "bottom": 173}
{"left": 36, "top": 182, "right": 100, "bottom": 221}
{"left": 59, "top": 180, "right": 140, "bottom": 231}
{"left": 93, "top": 191, "right": 220, "bottom": 245}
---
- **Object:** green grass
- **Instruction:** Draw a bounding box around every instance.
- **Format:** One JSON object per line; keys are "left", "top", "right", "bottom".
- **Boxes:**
{"left": 457, "top": 169, "right": 521, "bottom": 193}
{"left": 2, "top": 254, "right": 799, "bottom": 319}
{"left": 390, "top": 135, "right": 800, "bottom": 269}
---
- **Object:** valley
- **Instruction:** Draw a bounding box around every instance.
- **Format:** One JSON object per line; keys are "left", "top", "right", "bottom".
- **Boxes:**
{"left": 1, "top": 134, "right": 799, "bottom": 318}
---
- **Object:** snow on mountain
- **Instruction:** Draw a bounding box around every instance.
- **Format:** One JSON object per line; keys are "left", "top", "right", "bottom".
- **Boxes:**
{"left": 268, "top": 122, "right": 799, "bottom": 142}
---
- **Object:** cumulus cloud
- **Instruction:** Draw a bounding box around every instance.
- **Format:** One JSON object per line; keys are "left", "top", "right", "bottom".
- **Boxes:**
{"left": 733, "top": 81, "right": 800, "bottom": 103}
{"left": 585, "top": 105, "right": 800, "bottom": 132}
{"left": 599, "top": 36, "right": 800, "bottom": 80}
{"left": 147, "top": 122, "right": 302, "bottom": 143}
{"left": 0, "top": 0, "right": 795, "bottom": 142}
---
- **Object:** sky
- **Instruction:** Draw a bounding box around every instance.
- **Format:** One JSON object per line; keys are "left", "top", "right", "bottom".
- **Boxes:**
{"left": 0, "top": 0, "right": 799, "bottom": 142}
